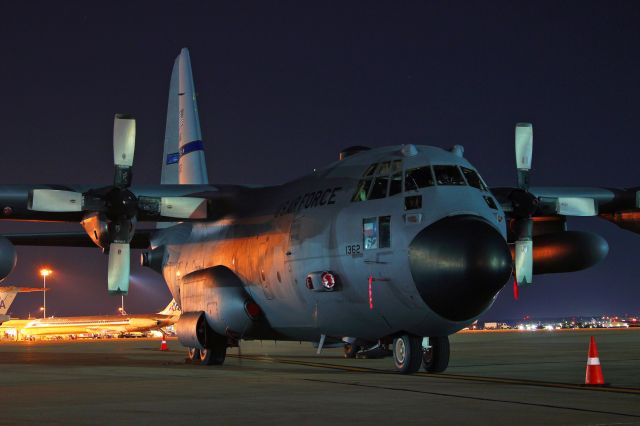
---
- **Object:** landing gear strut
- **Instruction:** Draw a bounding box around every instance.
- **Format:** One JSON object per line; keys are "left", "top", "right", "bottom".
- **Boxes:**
{"left": 343, "top": 343, "right": 360, "bottom": 358}
{"left": 392, "top": 334, "right": 423, "bottom": 374}
{"left": 422, "top": 336, "right": 450, "bottom": 373}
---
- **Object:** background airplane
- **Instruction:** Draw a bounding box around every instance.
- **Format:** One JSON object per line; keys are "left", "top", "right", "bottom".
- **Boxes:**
{"left": 0, "top": 299, "right": 180, "bottom": 340}
{"left": 0, "top": 286, "right": 47, "bottom": 324}
{"left": 0, "top": 49, "right": 638, "bottom": 374}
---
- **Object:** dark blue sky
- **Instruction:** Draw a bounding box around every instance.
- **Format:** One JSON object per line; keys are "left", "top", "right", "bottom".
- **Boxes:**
{"left": 1, "top": 1, "right": 639, "bottom": 319}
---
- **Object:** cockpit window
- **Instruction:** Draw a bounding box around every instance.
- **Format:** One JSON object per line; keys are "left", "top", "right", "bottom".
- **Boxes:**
{"left": 353, "top": 160, "right": 404, "bottom": 202}
{"left": 389, "top": 173, "right": 402, "bottom": 196}
{"left": 369, "top": 176, "right": 389, "bottom": 200}
{"left": 376, "top": 161, "right": 391, "bottom": 175}
{"left": 404, "top": 166, "right": 434, "bottom": 191}
{"left": 351, "top": 179, "right": 373, "bottom": 201}
{"left": 363, "top": 163, "right": 377, "bottom": 177}
{"left": 433, "top": 165, "right": 465, "bottom": 185}
{"left": 461, "top": 167, "right": 487, "bottom": 191}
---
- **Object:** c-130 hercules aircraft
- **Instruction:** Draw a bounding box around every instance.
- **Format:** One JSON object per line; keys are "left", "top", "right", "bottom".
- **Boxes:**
{"left": 0, "top": 48, "right": 636, "bottom": 373}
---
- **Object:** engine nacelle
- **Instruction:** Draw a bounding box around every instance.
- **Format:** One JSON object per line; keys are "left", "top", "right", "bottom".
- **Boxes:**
{"left": 176, "top": 311, "right": 208, "bottom": 350}
{"left": 600, "top": 211, "right": 640, "bottom": 234}
{"left": 519, "top": 231, "right": 609, "bottom": 275}
{"left": 0, "top": 236, "right": 17, "bottom": 281}
{"left": 180, "top": 266, "right": 260, "bottom": 338}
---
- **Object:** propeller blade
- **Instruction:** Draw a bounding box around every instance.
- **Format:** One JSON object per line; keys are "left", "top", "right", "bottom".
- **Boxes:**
{"left": 28, "top": 189, "right": 83, "bottom": 212}
{"left": 160, "top": 197, "right": 208, "bottom": 219}
{"left": 107, "top": 242, "right": 130, "bottom": 295}
{"left": 113, "top": 114, "right": 136, "bottom": 167}
{"left": 515, "top": 123, "right": 533, "bottom": 189}
{"left": 514, "top": 239, "right": 533, "bottom": 286}
{"left": 113, "top": 114, "right": 136, "bottom": 188}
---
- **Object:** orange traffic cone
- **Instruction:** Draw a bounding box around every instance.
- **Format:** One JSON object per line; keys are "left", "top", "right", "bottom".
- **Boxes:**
{"left": 160, "top": 334, "right": 168, "bottom": 351}
{"left": 585, "top": 336, "right": 605, "bottom": 386}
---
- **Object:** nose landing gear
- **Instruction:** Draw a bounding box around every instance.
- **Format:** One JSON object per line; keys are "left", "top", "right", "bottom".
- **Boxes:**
{"left": 422, "top": 336, "right": 450, "bottom": 373}
{"left": 392, "top": 335, "right": 423, "bottom": 374}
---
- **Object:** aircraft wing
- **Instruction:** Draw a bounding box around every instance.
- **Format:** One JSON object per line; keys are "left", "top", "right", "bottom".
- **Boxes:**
{"left": 0, "top": 184, "right": 238, "bottom": 223}
{"left": 491, "top": 185, "right": 640, "bottom": 239}
{"left": 2, "top": 230, "right": 152, "bottom": 249}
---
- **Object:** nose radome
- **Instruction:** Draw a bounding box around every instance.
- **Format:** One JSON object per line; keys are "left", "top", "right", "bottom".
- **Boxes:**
{"left": 409, "top": 215, "right": 512, "bottom": 322}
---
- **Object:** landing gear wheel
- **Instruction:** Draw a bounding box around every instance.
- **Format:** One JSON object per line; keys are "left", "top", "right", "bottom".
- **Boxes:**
{"left": 392, "top": 334, "right": 423, "bottom": 374}
{"left": 199, "top": 335, "right": 228, "bottom": 366}
{"left": 344, "top": 343, "right": 360, "bottom": 359}
{"left": 422, "top": 336, "right": 450, "bottom": 373}
{"left": 188, "top": 347, "right": 200, "bottom": 362}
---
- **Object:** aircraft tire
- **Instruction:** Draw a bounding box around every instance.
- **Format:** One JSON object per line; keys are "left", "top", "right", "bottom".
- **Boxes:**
{"left": 343, "top": 343, "right": 360, "bottom": 358}
{"left": 392, "top": 334, "right": 423, "bottom": 374}
{"left": 199, "top": 335, "right": 227, "bottom": 366}
{"left": 188, "top": 347, "right": 200, "bottom": 362}
{"left": 422, "top": 336, "right": 450, "bottom": 373}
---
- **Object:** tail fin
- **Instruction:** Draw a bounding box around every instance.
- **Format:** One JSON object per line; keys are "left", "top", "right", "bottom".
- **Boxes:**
{"left": 161, "top": 48, "right": 209, "bottom": 186}
{"left": 158, "top": 299, "right": 181, "bottom": 316}
{"left": 0, "top": 286, "right": 46, "bottom": 315}
{"left": 161, "top": 57, "right": 180, "bottom": 185}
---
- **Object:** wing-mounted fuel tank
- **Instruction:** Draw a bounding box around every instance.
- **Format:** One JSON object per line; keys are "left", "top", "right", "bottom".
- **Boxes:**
{"left": 176, "top": 266, "right": 268, "bottom": 341}
{"left": 0, "top": 236, "right": 17, "bottom": 281}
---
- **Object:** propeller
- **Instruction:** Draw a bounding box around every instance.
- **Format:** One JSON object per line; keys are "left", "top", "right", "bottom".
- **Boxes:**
{"left": 27, "top": 114, "right": 209, "bottom": 295}
{"left": 508, "top": 123, "right": 598, "bottom": 294}
{"left": 513, "top": 123, "right": 535, "bottom": 288}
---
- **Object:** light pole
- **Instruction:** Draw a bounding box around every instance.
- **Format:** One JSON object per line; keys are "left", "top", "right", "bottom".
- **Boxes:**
{"left": 40, "top": 268, "right": 52, "bottom": 318}
{"left": 118, "top": 295, "right": 127, "bottom": 315}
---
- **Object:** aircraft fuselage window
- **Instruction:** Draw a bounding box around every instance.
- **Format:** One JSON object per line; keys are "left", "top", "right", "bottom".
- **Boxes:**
{"left": 404, "top": 166, "right": 434, "bottom": 191}
{"left": 363, "top": 216, "right": 391, "bottom": 249}
{"left": 363, "top": 217, "right": 378, "bottom": 249}
{"left": 433, "top": 165, "right": 465, "bottom": 186}
{"left": 461, "top": 166, "right": 486, "bottom": 190}
{"left": 405, "top": 195, "right": 422, "bottom": 210}
{"left": 369, "top": 176, "right": 389, "bottom": 200}
{"left": 379, "top": 216, "right": 391, "bottom": 248}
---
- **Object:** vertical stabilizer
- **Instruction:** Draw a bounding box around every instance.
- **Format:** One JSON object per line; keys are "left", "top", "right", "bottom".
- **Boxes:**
{"left": 161, "top": 48, "right": 208, "bottom": 185}
{"left": 178, "top": 48, "right": 209, "bottom": 184}
{"left": 161, "top": 57, "right": 180, "bottom": 185}
{"left": 0, "top": 289, "right": 17, "bottom": 315}
{"left": 0, "top": 286, "right": 46, "bottom": 315}
{"left": 157, "top": 299, "right": 181, "bottom": 316}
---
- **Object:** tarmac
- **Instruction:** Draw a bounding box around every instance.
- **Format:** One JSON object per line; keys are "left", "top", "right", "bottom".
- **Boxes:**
{"left": 1, "top": 328, "right": 639, "bottom": 425}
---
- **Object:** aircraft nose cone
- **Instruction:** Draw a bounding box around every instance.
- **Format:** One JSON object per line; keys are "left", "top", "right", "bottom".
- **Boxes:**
{"left": 409, "top": 215, "right": 512, "bottom": 322}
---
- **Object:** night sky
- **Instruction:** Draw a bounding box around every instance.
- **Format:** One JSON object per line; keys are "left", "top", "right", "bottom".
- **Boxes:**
{"left": 1, "top": 1, "right": 639, "bottom": 321}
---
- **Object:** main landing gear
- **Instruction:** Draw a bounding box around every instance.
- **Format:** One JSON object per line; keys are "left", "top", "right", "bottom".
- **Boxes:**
{"left": 392, "top": 334, "right": 450, "bottom": 374}
{"left": 187, "top": 332, "right": 228, "bottom": 365}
